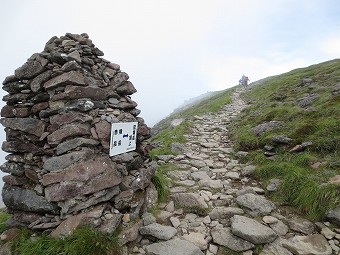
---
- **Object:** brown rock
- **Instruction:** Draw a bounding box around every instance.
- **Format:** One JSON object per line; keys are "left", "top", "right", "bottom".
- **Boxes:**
{"left": 50, "top": 111, "right": 92, "bottom": 127}
{"left": 0, "top": 228, "right": 21, "bottom": 241}
{"left": 94, "top": 121, "right": 111, "bottom": 149}
{"left": 15, "top": 54, "right": 48, "bottom": 79}
{"left": 116, "top": 81, "right": 137, "bottom": 95}
{"left": 45, "top": 183, "right": 81, "bottom": 202}
{"left": 3, "top": 175, "right": 27, "bottom": 186}
{"left": 44, "top": 71, "right": 87, "bottom": 90}
{"left": 0, "top": 118, "right": 46, "bottom": 137}
{"left": 1, "top": 105, "right": 15, "bottom": 117}
{"left": 110, "top": 72, "right": 129, "bottom": 88}
{"left": 65, "top": 85, "right": 107, "bottom": 100}
{"left": 24, "top": 169, "right": 39, "bottom": 183}
{"left": 47, "top": 123, "right": 91, "bottom": 145}
{"left": 30, "top": 70, "right": 52, "bottom": 92}
{"left": 13, "top": 107, "right": 30, "bottom": 117}
{"left": 2, "top": 141, "right": 43, "bottom": 155}
{"left": 50, "top": 205, "right": 105, "bottom": 237}
{"left": 31, "top": 102, "right": 49, "bottom": 114}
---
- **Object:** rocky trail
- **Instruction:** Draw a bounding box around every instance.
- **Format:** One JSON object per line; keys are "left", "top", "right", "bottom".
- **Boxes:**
{"left": 132, "top": 88, "right": 340, "bottom": 255}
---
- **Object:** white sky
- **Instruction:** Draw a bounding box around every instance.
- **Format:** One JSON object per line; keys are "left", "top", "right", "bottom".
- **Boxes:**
{"left": 1, "top": 0, "right": 340, "bottom": 200}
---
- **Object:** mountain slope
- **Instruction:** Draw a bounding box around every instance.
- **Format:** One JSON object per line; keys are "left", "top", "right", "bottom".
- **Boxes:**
{"left": 152, "top": 58, "right": 340, "bottom": 219}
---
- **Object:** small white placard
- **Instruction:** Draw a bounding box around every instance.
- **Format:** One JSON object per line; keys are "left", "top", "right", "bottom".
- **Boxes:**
{"left": 110, "top": 122, "right": 138, "bottom": 156}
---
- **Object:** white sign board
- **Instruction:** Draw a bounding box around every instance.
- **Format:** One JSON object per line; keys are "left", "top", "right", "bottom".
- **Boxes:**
{"left": 110, "top": 122, "right": 138, "bottom": 156}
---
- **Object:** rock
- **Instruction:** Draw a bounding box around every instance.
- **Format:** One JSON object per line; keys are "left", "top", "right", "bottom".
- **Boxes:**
{"left": 251, "top": 121, "right": 284, "bottom": 136}
{"left": 326, "top": 207, "right": 340, "bottom": 226}
{"left": 266, "top": 178, "right": 281, "bottom": 191}
{"left": 44, "top": 70, "right": 87, "bottom": 89}
{"left": 272, "top": 135, "right": 293, "bottom": 144}
{"left": 99, "top": 213, "right": 122, "bottom": 234}
{"left": 231, "top": 215, "right": 278, "bottom": 244}
{"left": 288, "top": 217, "right": 314, "bottom": 235}
{"left": 0, "top": 118, "right": 46, "bottom": 137}
{"left": 119, "top": 221, "right": 143, "bottom": 245}
{"left": 182, "top": 232, "right": 208, "bottom": 250}
{"left": 269, "top": 220, "right": 289, "bottom": 236}
{"left": 328, "top": 175, "right": 340, "bottom": 185}
{"left": 236, "top": 193, "right": 276, "bottom": 217}
{"left": 282, "top": 234, "right": 332, "bottom": 255}
{"left": 0, "top": 228, "right": 21, "bottom": 241}
{"left": 15, "top": 54, "right": 48, "bottom": 79}
{"left": 170, "top": 217, "right": 181, "bottom": 228}
{"left": 144, "top": 238, "right": 204, "bottom": 255}
{"left": 297, "top": 94, "right": 319, "bottom": 108}
{"left": 171, "top": 193, "right": 208, "bottom": 209}
{"left": 139, "top": 223, "right": 177, "bottom": 240}
{"left": 2, "top": 185, "right": 59, "bottom": 214}
{"left": 142, "top": 213, "right": 157, "bottom": 226}
{"left": 209, "top": 207, "right": 244, "bottom": 220}
{"left": 211, "top": 227, "right": 255, "bottom": 252}
{"left": 290, "top": 141, "right": 313, "bottom": 153}
{"left": 260, "top": 238, "right": 293, "bottom": 255}
{"left": 56, "top": 138, "right": 99, "bottom": 155}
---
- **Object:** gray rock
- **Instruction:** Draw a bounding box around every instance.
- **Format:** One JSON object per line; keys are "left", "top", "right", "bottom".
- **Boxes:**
{"left": 191, "top": 171, "right": 210, "bottom": 181}
{"left": 297, "top": 94, "right": 319, "bottom": 108}
{"left": 251, "top": 121, "right": 284, "bottom": 136}
{"left": 326, "top": 207, "right": 340, "bottom": 226}
{"left": 209, "top": 207, "right": 244, "bottom": 220}
{"left": 15, "top": 54, "right": 48, "bottom": 79}
{"left": 272, "top": 135, "right": 293, "bottom": 144}
{"left": 198, "top": 179, "right": 223, "bottom": 189}
{"left": 260, "top": 238, "right": 293, "bottom": 255}
{"left": 142, "top": 213, "right": 157, "bottom": 226}
{"left": 236, "top": 193, "right": 276, "bottom": 217}
{"left": 288, "top": 217, "right": 314, "bottom": 235}
{"left": 145, "top": 238, "right": 204, "bottom": 255}
{"left": 0, "top": 162, "right": 25, "bottom": 176}
{"left": 56, "top": 138, "right": 99, "bottom": 155}
{"left": 182, "top": 232, "right": 208, "bottom": 250}
{"left": 269, "top": 220, "right": 289, "bottom": 236}
{"left": 231, "top": 215, "right": 278, "bottom": 244}
{"left": 211, "top": 227, "right": 255, "bottom": 252}
{"left": 2, "top": 185, "right": 59, "bottom": 214}
{"left": 266, "top": 178, "right": 282, "bottom": 191}
{"left": 139, "top": 223, "right": 177, "bottom": 240}
{"left": 171, "top": 193, "right": 208, "bottom": 209}
{"left": 282, "top": 234, "right": 332, "bottom": 255}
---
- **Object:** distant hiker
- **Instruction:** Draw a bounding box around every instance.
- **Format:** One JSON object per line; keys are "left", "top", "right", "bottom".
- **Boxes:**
{"left": 240, "top": 75, "right": 250, "bottom": 88}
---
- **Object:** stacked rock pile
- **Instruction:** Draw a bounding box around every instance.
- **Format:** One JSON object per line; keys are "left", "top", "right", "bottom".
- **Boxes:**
{"left": 0, "top": 33, "right": 156, "bottom": 237}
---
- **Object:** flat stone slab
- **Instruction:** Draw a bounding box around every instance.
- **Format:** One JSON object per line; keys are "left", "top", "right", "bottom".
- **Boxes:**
{"left": 139, "top": 223, "right": 177, "bottom": 240}
{"left": 236, "top": 193, "right": 276, "bottom": 216}
{"left": 282, "top": 234, "right": 332, "bottom": 255}
{"left": 231, "top": 215, "right": 278, "bottom": 244}
{"left": 209, "top": 207, "right": 244, "bottom": 220}
{"left": 211, "top": 227, "right": 255, "bottom": 252}
{"left": 145, "top": 238, "right": 204, "bottom": 255}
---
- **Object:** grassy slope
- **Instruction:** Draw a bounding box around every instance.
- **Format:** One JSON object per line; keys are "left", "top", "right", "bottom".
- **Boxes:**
{"left": 152, "top": 59, "right": 340, "bottom": 220}
{"left": 232, "top": 59, "right": 340, "bottom": 219}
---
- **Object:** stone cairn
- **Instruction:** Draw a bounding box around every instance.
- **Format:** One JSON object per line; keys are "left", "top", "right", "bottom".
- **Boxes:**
{"left": 0, "top": 33, "right": 157, "bottom": 238}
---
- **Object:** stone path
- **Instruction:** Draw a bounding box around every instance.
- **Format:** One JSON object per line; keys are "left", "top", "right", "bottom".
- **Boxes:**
{"left": 132, "top": 88, "right": 340, "bottom": 255}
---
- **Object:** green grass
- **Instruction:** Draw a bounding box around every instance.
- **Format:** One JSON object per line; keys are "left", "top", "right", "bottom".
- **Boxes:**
{"left": 231, "top": 59, "right": 340, "bottom": 220}
{"left": 151, "top": 164, "right": 174, "bottom": 203}
{"left": 0, "top": 209, "right": 11, "bottom": 233}
{"left": 149, "top": 121, "right": 192, "bottom": 159}
{"left": 12, "top": 226, "right": 122, "bottom": 255}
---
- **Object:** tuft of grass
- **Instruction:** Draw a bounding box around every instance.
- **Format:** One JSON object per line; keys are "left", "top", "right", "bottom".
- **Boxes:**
{"left": 13, "top": 226, "right": 122, "bottom": 255}
{"left": 151, "top": 164, "right": 173, "bottom": 203}
{"left": 216, "top": 247, "right": 242, "bottom": 255}
{"left": 0, "top": 209, "right": 11, "bottom": 233}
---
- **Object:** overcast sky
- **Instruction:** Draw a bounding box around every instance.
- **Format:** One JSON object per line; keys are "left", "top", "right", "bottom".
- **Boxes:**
{"left": 1, "top": 0, "right": 340, "bottom": 201}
